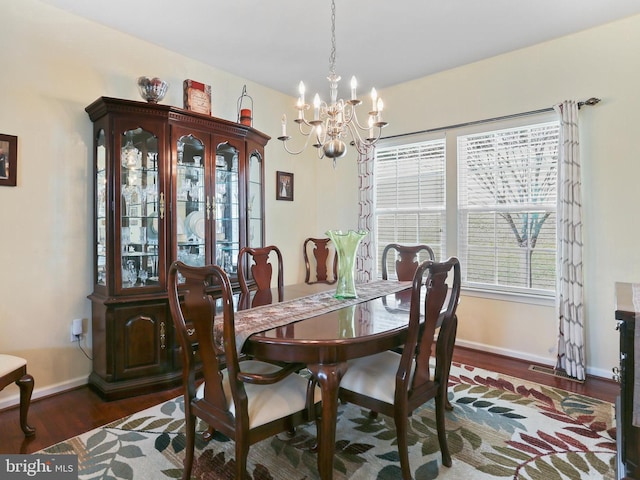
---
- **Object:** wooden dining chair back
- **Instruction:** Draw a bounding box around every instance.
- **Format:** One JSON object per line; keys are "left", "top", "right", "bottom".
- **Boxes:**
{"left": 303, "top": 237, "right": 338, "bottom": 284}
{"left": 339, "top": 257, "right": 461, "bottom": 478}
{"left": 0, "top": 354, "right": 36, "bottom": 436}
{"left": 237, "top": 245, "right": 284, "bottom": 309}
{"left": 381, "top": 243, "right": 435, "bottom": 281}
{"left": 168, "top": 261, "right": 320, "bottom": 480}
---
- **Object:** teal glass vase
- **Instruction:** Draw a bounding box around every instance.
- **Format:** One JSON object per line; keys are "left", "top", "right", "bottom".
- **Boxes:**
{"left": 326, "top": 229, "right": 367, "bottom": 299}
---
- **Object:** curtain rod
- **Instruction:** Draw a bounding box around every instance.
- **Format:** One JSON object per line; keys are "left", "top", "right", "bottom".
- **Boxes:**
{"left": 381, "top": 97, "right": 601, "bottom": 141}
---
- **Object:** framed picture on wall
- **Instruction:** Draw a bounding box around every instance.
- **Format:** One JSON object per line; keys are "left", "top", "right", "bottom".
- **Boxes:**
{"left": 0, "top": 134, "right": 17, "bottom": 187}
{"left": 276, "top": 171, "right": 294, "bottom": 201}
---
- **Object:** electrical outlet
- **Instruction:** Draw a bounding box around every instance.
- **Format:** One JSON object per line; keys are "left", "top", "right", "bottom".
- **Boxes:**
{"left": 70, "top": 319, "right": 83, "bottom": 342}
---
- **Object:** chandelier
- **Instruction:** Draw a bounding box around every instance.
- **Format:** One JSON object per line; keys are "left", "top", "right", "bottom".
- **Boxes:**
{"left": 278, "top": 0, "right": 387, "bottom": 163}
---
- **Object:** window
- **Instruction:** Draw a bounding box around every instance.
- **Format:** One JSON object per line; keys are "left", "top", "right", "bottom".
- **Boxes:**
{"left": 374, "top": 115, "right": 559, "bottom": 299}
{"left": 374, "top": 138, "right": 446, "bottom": 274}
{"left": 458, "top": 122, "right": 559, "bottom": 295}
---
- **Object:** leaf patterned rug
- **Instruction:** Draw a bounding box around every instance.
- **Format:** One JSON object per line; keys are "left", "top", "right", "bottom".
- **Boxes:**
{"left": 41, "top": 363, "right": 617, "bottom": 479}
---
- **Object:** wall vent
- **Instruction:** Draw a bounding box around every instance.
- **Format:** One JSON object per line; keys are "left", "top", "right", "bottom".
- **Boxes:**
{"left": 528, "top": 365, "right": 584, "bottom": 383}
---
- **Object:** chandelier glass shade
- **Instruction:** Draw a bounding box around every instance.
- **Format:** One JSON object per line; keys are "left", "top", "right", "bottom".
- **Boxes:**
{"left": 278, "top": 0, "right": 387, "bottom": 162}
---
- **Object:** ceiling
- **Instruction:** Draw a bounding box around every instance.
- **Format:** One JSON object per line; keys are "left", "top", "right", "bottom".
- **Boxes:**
{"left": 41, "top": 0, "right": 640, "bottom": 99}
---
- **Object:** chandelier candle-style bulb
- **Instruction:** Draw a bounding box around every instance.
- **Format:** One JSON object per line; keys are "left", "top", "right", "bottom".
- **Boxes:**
{"left": 299, "top": 81, "right": 305, "bottom": 106}
{"left": 278, "top": 0, "right": 388, "bottom": 161}
{"left": 371, "top": 88, "right": 378, "bottom": 113}
{"left": 377, "top": 98, "right": 384, "bottom": 122}
{"left": 313, "top": 94, "right": 321, "bottom": 121}
{"left": 281, "top": 115, "right": 287, "bottom": 137}
{"left": 313, "top": 124, "right": 324, "bottom": 149}
{"left": 296, "top": 98, "right": 304, "bottom": 120}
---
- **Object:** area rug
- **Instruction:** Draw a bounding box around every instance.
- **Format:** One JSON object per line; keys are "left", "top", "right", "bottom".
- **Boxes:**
{"left": 40, "top": 363, "right": 617, "bottom": 479}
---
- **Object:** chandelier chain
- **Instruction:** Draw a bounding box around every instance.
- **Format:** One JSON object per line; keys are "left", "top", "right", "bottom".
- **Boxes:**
{"left": 329, "top": 0, "right": 336, "bottom": 76}
{"left": 278, "top": 0, "right": 387, "bottom": 161}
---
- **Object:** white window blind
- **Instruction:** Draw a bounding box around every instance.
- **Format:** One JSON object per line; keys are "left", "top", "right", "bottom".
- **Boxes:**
{"left": 458, "top": 121, "right": 559, "bottom": 294}
{"left": 374, "top": 139, "right": 446, "bottom": 277}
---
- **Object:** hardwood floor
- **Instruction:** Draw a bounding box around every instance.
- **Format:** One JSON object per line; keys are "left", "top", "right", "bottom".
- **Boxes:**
{"left": 0, "top": 346, "right": 619, "bottom": 455}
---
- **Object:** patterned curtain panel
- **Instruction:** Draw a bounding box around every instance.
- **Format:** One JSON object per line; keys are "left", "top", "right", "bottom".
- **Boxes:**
{"left": 356, "top": 146, "right": 375, "bottom": 283}
{"left": 554, "top": 100, "right": 586, "bottom": 380}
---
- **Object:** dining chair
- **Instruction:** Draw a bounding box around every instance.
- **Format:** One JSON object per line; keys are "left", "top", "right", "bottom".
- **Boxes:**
{"left": 0, "top": 354, "right": 36, "bottom": 436}
{"left": 381, "top": 243, "right": 435, "bottom": 281}
{"left": 168, "top": 261, "right": 321, "bottom": 480}
{"left": 381, "top": 243, "right": 436, "bottom": 356}
{"left": 303, "top": 237, "right": 338, "bottom": 285}
{"left": 339, "top": 257, "right": 461, "bottom": 478}
{"left": 237, "top": 245, "right": 284, "bottom": 309}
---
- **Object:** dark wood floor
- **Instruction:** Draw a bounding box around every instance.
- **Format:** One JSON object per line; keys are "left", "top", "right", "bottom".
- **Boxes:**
{"left": 0, "top": 346, "right": 619, "bottom": 455}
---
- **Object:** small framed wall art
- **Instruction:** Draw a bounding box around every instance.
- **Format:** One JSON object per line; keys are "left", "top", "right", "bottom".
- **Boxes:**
{"left": 183, "top": 79, "right": 212, "bottom": 115}
{"left": 276, "top": 171, "right": 294, "bottom": 201}
{"left": 0, "top": 134, "right": 17, "bottom": 187}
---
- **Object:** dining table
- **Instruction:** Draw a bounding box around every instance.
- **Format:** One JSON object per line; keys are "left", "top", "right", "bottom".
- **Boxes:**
{"left": 235, "top": 280, "right": 415, "bottom": 480}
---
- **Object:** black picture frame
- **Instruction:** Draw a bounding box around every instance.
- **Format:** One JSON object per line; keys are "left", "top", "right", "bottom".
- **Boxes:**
{"left": 0, "top": 134, "right": 17, "bottom": 187}
{"left": 276, "top": 171, "right": 294, "bottom": 201}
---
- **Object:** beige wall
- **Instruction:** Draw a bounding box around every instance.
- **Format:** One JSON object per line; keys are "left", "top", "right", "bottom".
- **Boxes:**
{"left": 1, "top": 1, "right": 637, "bottom": 407}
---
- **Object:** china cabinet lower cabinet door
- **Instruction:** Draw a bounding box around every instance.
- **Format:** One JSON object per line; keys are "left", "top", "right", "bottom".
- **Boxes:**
{"left": 89, "top": 302, "right": 176, "bottom": 400}
{"left": 113, "top": 304, "right": 170, "bottom": 379}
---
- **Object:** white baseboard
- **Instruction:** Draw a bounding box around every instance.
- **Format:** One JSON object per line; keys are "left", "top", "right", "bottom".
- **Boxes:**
{"left": 455, "top": 339, "right": 613, "bottom": 381}
{"left": 0, "top": 375, "right": 88, "bottom": 411}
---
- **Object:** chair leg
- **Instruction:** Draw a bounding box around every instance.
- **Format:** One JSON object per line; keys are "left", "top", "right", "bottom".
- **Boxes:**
{"left": 16, "top": 374, "right": 35, "bottom": 437}
{"left": 445, "top": 319, "right": 458, "bottom": 413}
{"left": 182, "top": 413, "right": 196, "bottom": 480}
{"left": 435, "top": 389, "right": 452, "bottom": 468}
{"left": 235, "top": 438, "right": 250, "bottom": 479}
{"left": 202, "top": 425, "right": 215, "bottom": 442}
{"left": 311, "top": 404, "right": 322, "bottom": 452}
{"left": 394, "top": 410, "right": 412, "bottom": 480}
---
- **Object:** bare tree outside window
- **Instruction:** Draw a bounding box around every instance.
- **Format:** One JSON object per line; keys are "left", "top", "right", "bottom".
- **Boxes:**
{"left": 459, "top": 122, "right": 559, "bottom": 291}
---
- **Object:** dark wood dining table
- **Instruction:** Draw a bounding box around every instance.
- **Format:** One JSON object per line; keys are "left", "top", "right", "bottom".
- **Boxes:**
{"left": 240, "top": 282, "right": 414, "bottom": 480}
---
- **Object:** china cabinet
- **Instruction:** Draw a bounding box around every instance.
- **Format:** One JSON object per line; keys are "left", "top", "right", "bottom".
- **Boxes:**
{"left": 86, "top": 97, "right": 268, "bottom": 399}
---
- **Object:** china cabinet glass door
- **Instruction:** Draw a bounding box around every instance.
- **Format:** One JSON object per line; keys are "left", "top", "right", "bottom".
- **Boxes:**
{"left": 247, "top": 151, "right": 263, "bottom": 247}
{"left": 96, "top": 129, "right": 107, "bottom": 286}
{"left": 120, "top": 127, "right": 160, "bottom": 290}
{"left": 175, "top": 134, "right": 207, "bottom": 267}
{"left": 215, "top": 142, "right": 240, "bottom": 274}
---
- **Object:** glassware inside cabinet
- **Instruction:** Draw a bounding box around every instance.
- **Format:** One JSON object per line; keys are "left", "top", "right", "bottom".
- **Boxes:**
{"left": 120, "top": 127, "right": 160, "bottom": 289}
{"left": 215, "top": 143, "right": 239, "bottom": 274}
{"left": 176, "top": 135, "right": 206, "bottom": 267}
